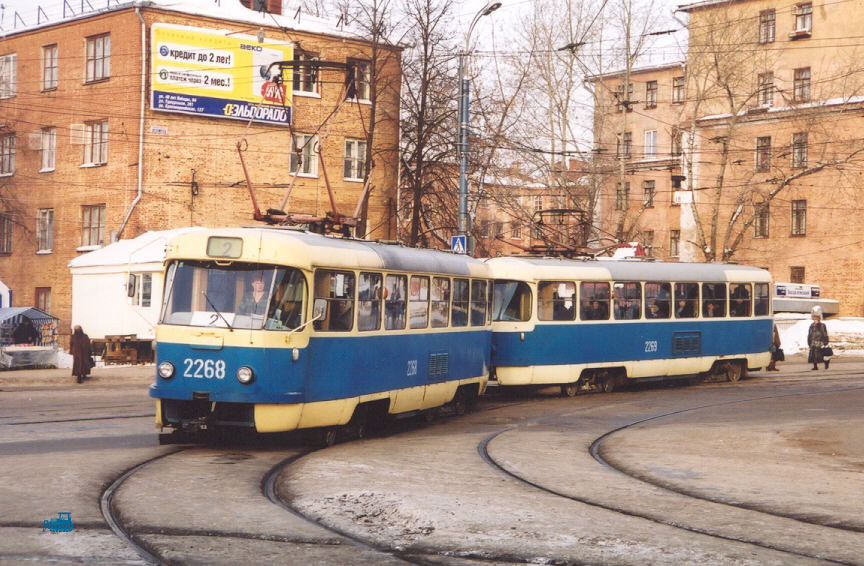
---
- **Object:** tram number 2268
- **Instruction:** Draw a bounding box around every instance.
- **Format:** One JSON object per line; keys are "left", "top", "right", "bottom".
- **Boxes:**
{"left": 644, "top": 340, "right": 659, "bottom": 353}
{"left": 183, "top": 358, "right": 227, "bottom": 379}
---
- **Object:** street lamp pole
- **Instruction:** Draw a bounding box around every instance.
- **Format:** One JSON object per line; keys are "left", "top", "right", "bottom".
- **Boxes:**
{"left": 457, "top": 1, "right": 501, "bottom": 253}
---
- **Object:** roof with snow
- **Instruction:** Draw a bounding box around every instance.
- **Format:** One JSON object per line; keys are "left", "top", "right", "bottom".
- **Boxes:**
{"left": 68, "top": 227, "right": 206, "bottom": 268}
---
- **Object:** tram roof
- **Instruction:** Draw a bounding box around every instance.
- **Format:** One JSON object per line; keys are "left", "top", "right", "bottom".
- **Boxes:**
{"left": 485, "top": 256, "right": 771, "bottom": 283}
{"left": 165, "top": 227, "right": 489, "bottom": 277}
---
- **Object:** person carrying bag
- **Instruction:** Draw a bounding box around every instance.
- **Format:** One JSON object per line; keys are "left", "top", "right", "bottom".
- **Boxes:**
{"left": 807, "top": 307, "right": 830, "bottom": 370}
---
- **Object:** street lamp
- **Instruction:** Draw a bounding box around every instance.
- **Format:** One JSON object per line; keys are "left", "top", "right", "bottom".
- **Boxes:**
{"left": 457, "top": 1, "right": 501, "bottom": 253}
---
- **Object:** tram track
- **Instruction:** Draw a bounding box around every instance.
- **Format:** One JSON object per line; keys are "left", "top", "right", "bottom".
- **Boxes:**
{"left": 478, "top": 384, "right": 864, "bottom": 566}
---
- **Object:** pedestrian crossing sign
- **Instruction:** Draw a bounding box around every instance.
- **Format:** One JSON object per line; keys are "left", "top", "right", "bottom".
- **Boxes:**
{"left": 450, "top": 235, "right": 467, "bottom": 254}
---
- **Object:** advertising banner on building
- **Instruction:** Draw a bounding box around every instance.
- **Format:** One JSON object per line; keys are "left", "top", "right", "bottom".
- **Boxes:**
{"left": 151, "top": 24, "right": 292, "bottom": 125}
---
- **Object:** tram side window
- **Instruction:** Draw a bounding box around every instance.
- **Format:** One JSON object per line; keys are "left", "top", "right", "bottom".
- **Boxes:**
{"left": 613, "top": 282, "right": 642, "bottom": 320}
{"left": 452, "top": 279, "right": 469, "bottom": 327}
{"left": 702, "top": 283, "right": 727, "bottom": 318}
{"left": 674, "top": 283, "right": 699, "bottom": 318}
{"left": 384, "top": 274, "right": 407, "bottom": 330}
{"left": 409, "top": 276, "right": 430, "bottom": 329}
{"left": 754, "top": 282, "right": 770, "bottom": 315}
{"left": 729, "top": 283, "right": 752, "bottom": 317}
{"left": 538, "top": 281, "right": 575, "bottom": 321}
{"left": 645, "top": 282, "right": 671, "bottom": 319}
{"left": 492, "top": 280, "right": 532, "bottom": 321}
{"left": 431, "top": 277, "right": 451, "bottom": 327}
{"left": 470, "top": 280, "right": 488, "bottom": 326}
{"left": 265, "top": 268, "right": 307, "bottom": 330}
{"left": 358, "top": 272, "right": 382, "bottom": 331}
{"left": 313, "top": 270, "right": 355, "bottom": 331}
{"left": 580, "top": 282, "right": 610, "bottom": 320}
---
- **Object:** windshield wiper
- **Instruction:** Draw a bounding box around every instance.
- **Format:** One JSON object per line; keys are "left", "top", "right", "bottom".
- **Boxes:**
{"left": 201, "top": 292, "right": 234, "bottom": 331}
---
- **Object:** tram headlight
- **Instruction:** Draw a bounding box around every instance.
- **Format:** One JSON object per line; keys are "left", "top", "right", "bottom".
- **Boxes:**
{"left": 158, "top": 361, "right": 175, "bottom": 379}
{"left": 237, "top": 366, "right": 255, "bottom": 384}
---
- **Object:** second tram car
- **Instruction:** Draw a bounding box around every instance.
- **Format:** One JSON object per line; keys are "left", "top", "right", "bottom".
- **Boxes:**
{"left": 487, "top": 257, "right": 773, "bottom": 395}
{"left": 151, "top": 227, "right": 492, "bottom": 442}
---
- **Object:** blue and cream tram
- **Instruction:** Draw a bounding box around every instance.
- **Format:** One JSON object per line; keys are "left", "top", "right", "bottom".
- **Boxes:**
{"left": 487, "top": 257, "right": 773, "bottom": 395}
{"left": 151, "top": 227, "right": 492, "bottom": 441}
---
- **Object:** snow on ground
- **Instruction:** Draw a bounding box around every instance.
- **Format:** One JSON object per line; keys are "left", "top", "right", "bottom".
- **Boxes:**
{"left": 778, "top": 316, "right": 864, "bottom": 356}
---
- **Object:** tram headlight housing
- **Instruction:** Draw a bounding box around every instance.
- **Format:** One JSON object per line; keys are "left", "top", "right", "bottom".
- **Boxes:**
{"left": 158, "top": 361, "right": 175, "bottom": 379}
{"left": 237, "top": 366, "right": 255, "bottom": 384}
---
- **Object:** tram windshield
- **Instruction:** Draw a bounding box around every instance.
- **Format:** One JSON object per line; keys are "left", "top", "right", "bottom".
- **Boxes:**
{"left": 160, "top": 261, "right": 307, "bottom": 330}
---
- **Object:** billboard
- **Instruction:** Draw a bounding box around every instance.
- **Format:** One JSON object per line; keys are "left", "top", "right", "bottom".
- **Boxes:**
{"left": 151, "top": 24, "right": 293, "bottom": 125}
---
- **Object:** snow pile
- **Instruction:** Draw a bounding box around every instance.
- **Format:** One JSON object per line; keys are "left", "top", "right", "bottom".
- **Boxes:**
{"left": 779, "top": 317, "right": 864, "bottom": 356}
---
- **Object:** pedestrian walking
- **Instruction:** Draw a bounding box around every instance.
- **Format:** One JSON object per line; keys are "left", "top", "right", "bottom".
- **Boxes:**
{"left": 767, "top": 324, "right": 782, "bottom": 371}
{"left": 807, "top": 307, "right": 830, "bottom": 370}
{"left": 70, "top": 325, "right": 93, "bottom": 384}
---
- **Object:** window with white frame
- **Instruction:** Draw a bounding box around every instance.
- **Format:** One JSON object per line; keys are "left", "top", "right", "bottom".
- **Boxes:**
{"left": 794, "top": 68, "right": 810, "bottom": 102}
{"left": 671, "top": 129, "right": 683, "bottom": 156}
{"left": 644, "top": 130, "right": 657, "bottom": 158}
{"left": 346, "top": 59, "right": 371, "bottom": 101}
{"left": 510, "top": 222, "right": 522, "bottom": 239}
{"left": 643, "top": 230, "right": 654, "bottom": 257}
{"left": 85, "top": 34, "right": 110, "bottom": 82}
{"left": 81, "top": 204, "right": 105, "bottom": 247}
{"left": 343, "top": 138, "right": 367, "bottom": 180}
{"left": 0, "top": 53, "right": 16, "bottom": 99}
{"left": 292, "top": 51, "right": 319, "bottom": 94}
{"left": 41, "top": 127, "right": 56, "bottom": 172}
{"left": 83, "top": 120, "right": 108, "bottom": 165}
{"left": 131, "top": 272, "right": 152, "bottom": 307}
{"left": 37, "top": 208, "right": 54, "bottom": 252}
{"left": 792, "top": 132, "right": 808, "bottom": 168}
{"left": 759, "top": 10, "right": 775, "bottom": 43}
{"left": 0, "top": 134, "right": 15, "bottom": 175}
{"left": 290, "top": 134, "right": 318, "bottom": 176}
{"left": 35, "top": 287, "right": 51, "bottom": 314}
{"left": 42, "top": 45, "right": 58, "bottom": 90}
{"left": 534, "top": 195, "right": 543, "bottom": 211}
{"left": 0, "top": 212, "right": 11, "bottom": 253}
{"left": 794, "top": 3, "right": 812, "bottom": 33}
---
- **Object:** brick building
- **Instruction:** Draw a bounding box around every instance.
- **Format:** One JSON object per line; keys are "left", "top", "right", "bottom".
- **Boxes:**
{"left": 593, "top": 0, "right": 864, "bottom": 315}
{"left": 0, "top": 0, "right": 402, "bottom": 341}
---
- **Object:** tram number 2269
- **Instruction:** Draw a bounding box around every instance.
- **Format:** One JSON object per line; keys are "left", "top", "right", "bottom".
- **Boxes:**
{"left": 183, "top": 358, "right": 227, "bottom": 379}
{"left": 644, "top": 340, "right": 659, "bottom": 353}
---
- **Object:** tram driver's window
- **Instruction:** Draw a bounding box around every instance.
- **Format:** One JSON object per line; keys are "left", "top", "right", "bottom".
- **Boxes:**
{"left": 409, "top": 276, "right": 430, "bottom": 329}
{"left": 384, "top": 274, "right": 407, "bottom": 330}
{"left": 538, "top": 281, "right": 575, "bottom": 321}
{"left": 492, "top": 280, "right": 532, "bottom": 322}
{"left": 613, "top": 282, "right": 642, "bottom": 320}
{"left": 358, "top": 272, "right": 382, "bottom": 331}
{"left": 754, "top": 282, "right": 770, "bottom": 316}
{"left": 313, "top": 270, "right": 355, "bottom": 331}
{"left": 580, "top": 282, "right": 610, "bottom": 320}
{"left": 645, "top": 282, "right": 671, "bottom": 319}
{"left": 452, "top": 279, "right": 469, "bottom": 327}
{"left": 674, "top": 283, "right": 699, "bottom": 318}
{"left": 431, "top": 277, "right": 450, "bottom": 327}
{"left": 702, "top": 283, "right": 727, "bottom": 318}
{"left": 470, "top": 280, "right": 488, "bottom": 326}
{"left": 729, "top": 283, "right": 752, "bottom": 317}
{"left": 265, "top": 268, "right": 307, "bottom": 330}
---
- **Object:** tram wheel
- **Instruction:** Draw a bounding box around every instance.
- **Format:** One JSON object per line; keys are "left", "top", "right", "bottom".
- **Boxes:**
{"left": 726, "top": 362, "right": 743, "bottom": 383}
{"left": 318, "top": 427, "right": 338, "bottom": 447}
{"left": 560, "top": 382, "right": 579, "bottom": 397}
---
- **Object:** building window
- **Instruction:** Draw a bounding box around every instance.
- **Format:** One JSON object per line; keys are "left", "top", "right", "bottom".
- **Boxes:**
{"left": 645, "top": 81, "right": 657, "bottom": 108}
{"left": 616, "top": 182, "right": 630, "bottom": 211}
{"left": 792, "top": 132, "right": 808, "bottom": 168}
{"left": 671, "top": 129, "right": 683, "bottom": 156}
{"left": 758, "top": 72, "right": 773, "bottom": 107}
{"left": 644, "top": 130, "right": 657, "bottom": 158}
{"left": 346, "top": 59, "right": 371, "bottom": 101}
{"left": 0, "top": 134, "right": 15, "bottom": 175}
{"left": 35, "top": 287, "right": 51, "bottom": 314}
{"left": 791, "top": 200, "right": 806, "bottom": 236}
{"left": 754, "top": 204, "right": 769, "bottom": 238}
{"left": 0, "top": 53, "right": 16, "bottom": 99}
{"left": 83, "top": 120, "right": 108, "bottom": 165}
{"left": 672, "top": 76, "right": 685, "bottom": 103}
{"left": 37, "top": 208, "right": 54, "bottom": 252}
{"left": 755, "top": 136, "right": 771, "bottom": 171}
{"left": 42, "top": 44, "right": 58, "bottom": 90}
{"left": 794, "top": 3, "right": 812, "bottom": 33}
{"left": 617, "top": 131, "right": 632, "bottom": 159}
{"left": 790, "top": 266, "right": 805, "bottom": 283}
{"left": 82, "top": 204, "right": 106, "bottom": 247}
{"left": 759, "top": 9, "right": 775, "bottom": 43}
{"left": 616, "top": 82, "right": 633, "bottom": 112}
{"left": 344, "top": 138, "right": 367, "bottom": 180}
{"left": 41, "top": 127, "right": 56, "bottom": 172}
{"left": 85, "top": 34, "right": 110, "bottom": 82}
{"left": 794, "top": 68, "right": 810, "bottom": 102}
{"left": 510, "top": 222, "right": 522, "bottom": 240}
{"left": 643, "top": 230, "right": 654, "bottom": 257}
{"left": 669, "top": 229, "right": 680, "bottom": 257}
{"left": 534, "top": 195, "right": 543, "bottom": 211}
{"left": 0, "top": 213, "right": 11, "bottom": 253}
{"left": 290, "top": 134, "right": 318, "bottom": 176}
{"left": 131, "top": 273, "right": 152, "bottom": 307}
{"left": 292, "top": 50, "right": 319, "bottom": 94}
{"left": 643, "top": 180, "right": 655, "bottom": 207}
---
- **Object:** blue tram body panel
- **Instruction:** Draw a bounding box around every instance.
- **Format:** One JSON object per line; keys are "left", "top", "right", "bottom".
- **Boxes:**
{"left": 492, "top": 319, "right": 773, "bottom": 367}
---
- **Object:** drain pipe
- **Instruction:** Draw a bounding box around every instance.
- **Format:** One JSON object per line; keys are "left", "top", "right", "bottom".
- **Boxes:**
{"left": 117, "top": 6, "right": 147, "bottom": 240}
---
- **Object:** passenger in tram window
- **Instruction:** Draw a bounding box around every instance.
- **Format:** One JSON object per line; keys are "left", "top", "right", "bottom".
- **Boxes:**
{"left": 730, "top": 284, "right": 751, "bottom": 317}
{"left": 330, "top": 299, "right": 354, "bottom": 331}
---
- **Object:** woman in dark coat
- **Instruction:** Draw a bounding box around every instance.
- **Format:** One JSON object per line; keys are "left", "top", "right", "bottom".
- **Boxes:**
{"left": 807, "top": 308, "right": 829, "bottom": 370}
{"left": 70, "top": 325, "right": 93, "bottom": 384}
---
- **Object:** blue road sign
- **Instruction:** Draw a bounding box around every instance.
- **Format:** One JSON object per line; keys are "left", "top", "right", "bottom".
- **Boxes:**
{"left": 450, "top": 235, "right": 467, "bottom": 254}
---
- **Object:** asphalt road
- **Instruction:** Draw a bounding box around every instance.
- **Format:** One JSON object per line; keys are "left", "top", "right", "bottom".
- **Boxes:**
{"left": 1, "top": 358, "right": 862, "bottom": 565}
